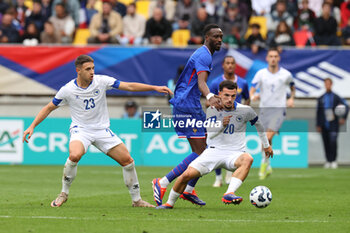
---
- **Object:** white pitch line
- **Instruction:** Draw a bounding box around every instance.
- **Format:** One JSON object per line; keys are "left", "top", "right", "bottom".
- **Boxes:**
{"left": 0, "top": 215, "right": 336, "bottom": 223}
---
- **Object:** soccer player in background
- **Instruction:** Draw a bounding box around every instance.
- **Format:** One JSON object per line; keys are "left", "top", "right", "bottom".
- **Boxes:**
{"left": 22, "top": 55, "right": 172, "bottom": 208}
{"left": 152, "top": 24, "right": 223, "bottom": 206}
{"left": 209, "top": 55, "right": 250, "bottom": 187}
{"left": 156, "top": 80, "right": 273, "bottom": 209}
{"left": 249, "top": 48, "right": 295, "bottom": 180}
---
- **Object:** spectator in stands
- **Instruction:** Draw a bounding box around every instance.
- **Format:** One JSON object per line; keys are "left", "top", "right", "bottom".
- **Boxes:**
{"left": 203, "top": 0, "right": 224, "bottom": 22}
{"left": 25, "top": 1, "right": 46, "bottom": 32}
{"left": 251, "top": 0, "right": 275, "bottom": 16}
{"left": 41, "top": 0, "right": 52, "bottom": 22}
{"left": 110, "top": 0, "right": 127, "bottom": 17}
{"left": 220, "top": 3, "right": 247, "bottom": 39}
{"left": 122, "top": 100, "right": 140, "bottom": 119}
{"left": 222, "top": 24, "right": 244, "bottom": 47}
{"left": 340, "top": 0, "right": 350, "bottom": 28}
{"left": 188, "top": 7, "right": 213, "bottom": 45}
{"left": 52, "top": 0, "right": 80, "bottom": 28}
{"left": 149, "top": 0, "right": 176, "bottom": 22}
{"left": 270, "top": 21, "right": 295, "bottom": 51}
{"left": 174, "top": 0, "right": 200, "bottom": 25}
{"left": 14, "top": 0, "right": 28, "bottom": 29}
{"left": 0, "top": 13, "right": 20, "bottom": 43}
{"left": 294, "top": 0, "right": 316, "bottom": 32}
{"left": 246, "top": 23, "right": 266, "bottom": 54}
{"left": 21, "top": 22, "right": 40, "bottom": 45}
{"left": 270, "top": 0, "right": 299, "bottom": 18}
{"left": 40, "top": 20, "right": 60, "bottom": 43}
{"left": 88, "top": 1, "right": 122, "bottom": 44}
{"left": 120, "top": 2, "right": 145, "bottom": 46}
{"left": 0, "top": 0, "right": 10, "bottom": 15}
{"left": 314, "top": 2, "right": 341, "bottom": 46}
{"left": 177, "top": 14, "right": 190, "bottom": 30}
{"left": 49, "top": 3, "right": 75, "bottom": 43}
{"left": 143, "top": 7, "right": 172, "bottom": 45}
{"left": 321, "top": 0, "right": 341, "bottom": 24}
{"left": 226, "top": 0, "right": 251, "bottom": 20}
{"left": 83, "top": 0, "right": 98, "bottom": 27}
{"left": 266, "top": 0, "right": 294, "bottom": 43}
{"left": 342, "top": 17, "right": 350, "bottom": 45}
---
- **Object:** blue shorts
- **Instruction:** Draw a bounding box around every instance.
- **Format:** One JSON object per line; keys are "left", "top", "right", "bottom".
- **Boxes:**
{"left": 172, "top": 107, "right": 206, "bottom": 139}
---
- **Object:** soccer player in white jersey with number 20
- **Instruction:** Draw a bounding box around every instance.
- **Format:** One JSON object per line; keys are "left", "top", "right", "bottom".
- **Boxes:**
{"left": 156, "top": 80, "right": 273, "bottom": 209}
{"left": 22, "top": 55, "right": 173, "bottom": 208}
{"left": 250, "top": 48, "right": 295, "bottom": 180}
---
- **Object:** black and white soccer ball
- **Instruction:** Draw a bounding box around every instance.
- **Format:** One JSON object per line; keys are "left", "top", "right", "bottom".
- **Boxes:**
{"left": 250, "top": 186, "right": 272, "bottom": 208}
{"left": 334, "top": 104, "right": 346, "bottom": 117}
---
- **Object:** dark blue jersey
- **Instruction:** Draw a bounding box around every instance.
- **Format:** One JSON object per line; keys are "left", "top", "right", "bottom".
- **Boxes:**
{"left": 209, "top": 75, "right": 250, "bottom": 103}
{"left": 169, "top": 46, "right": 212, "bottom": 111}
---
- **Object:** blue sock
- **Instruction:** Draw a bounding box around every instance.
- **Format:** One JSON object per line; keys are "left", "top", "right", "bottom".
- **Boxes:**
{"left": 165, "top": 152, "right": 199, "bottom": 183}
{"left": 188, "top": 177, "right": 199, "bottom": 187}
{"left": 215, "top": 168, "right": 222, "bottom": 176}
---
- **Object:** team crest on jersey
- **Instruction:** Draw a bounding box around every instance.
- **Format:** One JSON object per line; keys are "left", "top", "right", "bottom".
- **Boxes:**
{"left": 93, "top": 89, "right": 100, "bottom": 96}
{"left": 193, "top": 128, "right": 198, "bottom": 133}
{"left": 237, "top": 88, "right": 242, "bottom": 94}
{"left": 236, "top": 115, "right": 243, "bottom": 122}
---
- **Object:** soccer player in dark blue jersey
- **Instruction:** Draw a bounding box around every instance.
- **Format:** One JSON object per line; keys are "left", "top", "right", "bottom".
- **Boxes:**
{"left": 209, "top": 55, "right": 250, "bottom": 187}
{"left": 152, "top": 24, "right": 223, "bottom": 206}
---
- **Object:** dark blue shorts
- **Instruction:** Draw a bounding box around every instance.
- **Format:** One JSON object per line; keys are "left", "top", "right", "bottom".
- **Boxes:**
{"left": 172, "top": 107, "right": 206, "bottom": 139}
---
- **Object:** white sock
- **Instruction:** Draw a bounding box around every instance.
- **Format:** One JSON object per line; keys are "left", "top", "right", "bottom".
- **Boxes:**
{"left": 261, "top": 151, "right": 270, "bottom": 165}
{"left": 167, "top": 189, "right": 181, "bottom": 206}
{"left": 225, "top": 177, "right": 243, "bottom": 194}
{"left": 159, "top": 177, "right": 170, "bottom": 188}
{"left": 216, "top": 174, "right": 223, "bottom": 181}
{"left": 184, "top": 185, "right": 194, "bottom": 193}
{"left": 122, "top": 162, "right": 141, "bottom": 202}
{"left": 61, "top": 158, "right": 78, "bottom": 194}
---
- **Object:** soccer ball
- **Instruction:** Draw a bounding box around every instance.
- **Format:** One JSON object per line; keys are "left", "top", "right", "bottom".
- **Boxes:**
{"left": 250, "top": 186, "right": 272, "bottom": 208}
{"left": 334, "top": 104, "right": 346, "bottom": 117}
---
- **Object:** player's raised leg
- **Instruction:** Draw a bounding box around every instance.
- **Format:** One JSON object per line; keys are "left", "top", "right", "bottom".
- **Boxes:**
{"left": 51, "top": 140, "right": 84, "bottom": 207}
{"left": 153, "top": 137, "right": 206, "bottom": 206}
{"left": 222, "top": 153, "right": 253, "bottom": 205}
{"left": 107, "top": 143, "right": 154, "bottom": 208}
{"left": 156, "top": 167, "right": 202, "bottom": 209}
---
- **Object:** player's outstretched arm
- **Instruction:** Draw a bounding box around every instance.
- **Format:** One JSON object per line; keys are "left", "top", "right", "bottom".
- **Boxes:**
{"left": 118, "top": 82, "right": 173, "bottom": 95}
{"left": 249, "top": 86, "right": 259, "bottom": 101}
{"left": 23, "top": 102, "right": 58, "bottom": 143}
{"left": 198, "top": 73, "right": 222, "bottom": 109}
{"left": 254, "top": 119, "right": 273, "bottom": 158}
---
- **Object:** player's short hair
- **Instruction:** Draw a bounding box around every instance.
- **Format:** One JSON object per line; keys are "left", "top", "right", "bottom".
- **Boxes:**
{"left": 219, "top": 80, "right": 237, "bottom": 91}
{"left": 267, "top": 47, "right": 280, "bottom": 55}
{"left": 324, "top": 78, "right": 333, "bottom": 84}
{"left": 223, "top": 55, "right": 235, "bottom": 64}
{"left": 75, "top": 55, "right": 94, "bottom": 68}
{"left": 203, "top": 24, "right": 220, "bottom": 36}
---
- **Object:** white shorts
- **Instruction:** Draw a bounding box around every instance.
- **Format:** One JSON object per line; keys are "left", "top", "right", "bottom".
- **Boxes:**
{"left": 189, "top": 148, "right": 244, "bottom": 176}
{"left": 259, "top": 108, "right": 286, "bottom": 132}
{"left": 69, "top": 126, "right": 123, "bottom": 154}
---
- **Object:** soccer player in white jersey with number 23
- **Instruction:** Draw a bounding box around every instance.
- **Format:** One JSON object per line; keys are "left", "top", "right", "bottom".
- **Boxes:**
{"left": 23, "top": 55, "right": 173, "bottom": 208}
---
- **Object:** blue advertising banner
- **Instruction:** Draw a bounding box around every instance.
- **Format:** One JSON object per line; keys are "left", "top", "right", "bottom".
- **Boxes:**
{"left": 0, "top": 118, "right": 308, "bottom": 168}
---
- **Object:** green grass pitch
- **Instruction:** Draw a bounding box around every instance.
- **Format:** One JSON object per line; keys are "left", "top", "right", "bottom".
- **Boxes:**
{"left": 0, "top": 165, "right": 349, "bottom": 233}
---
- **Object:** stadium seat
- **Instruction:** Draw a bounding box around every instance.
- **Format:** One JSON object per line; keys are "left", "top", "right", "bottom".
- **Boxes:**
{"left": 136, "top": 1, "right": 151, "bottom": 19}
{"left": 119, "top": 0, "right": 134, "bottom": 5}
{"left": 245, "top": 16, "right": 267, "bottom": 39}
{"left": 24, "top": 0, "right": 33, "bottom": 10}
{"left": 73, "top": 29, "right": 90, "bottom": 45}
{"left": 172, "top": 29, "right": 191, "bottom": 47}
{"left": 293, "top": 30, "right": 316, "bottom": 47}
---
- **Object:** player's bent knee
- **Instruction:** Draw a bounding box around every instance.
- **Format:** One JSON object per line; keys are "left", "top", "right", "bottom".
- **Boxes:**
{"left": 243, "top": 153, "right": 254, "bottom": 167}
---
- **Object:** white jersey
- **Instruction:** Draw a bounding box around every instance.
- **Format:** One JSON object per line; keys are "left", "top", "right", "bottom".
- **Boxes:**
{"left": 251, "top": 67, "right": 293, "bottom": 108}
{"left": 206, "top": 103, "right": 259, "bottom": 152}
{"left": 53, "top": 75, "right": 120, "bottom": 129}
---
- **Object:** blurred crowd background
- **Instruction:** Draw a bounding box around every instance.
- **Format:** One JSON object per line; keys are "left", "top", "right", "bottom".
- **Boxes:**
{"left": 0, "top": 0, "right": 350, "bottom": 51}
